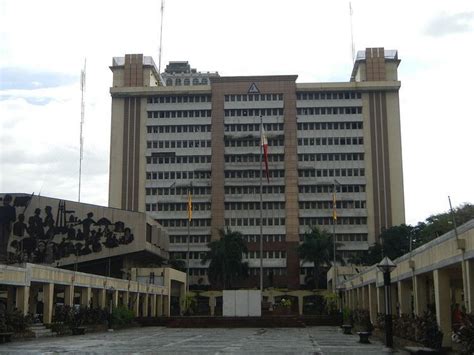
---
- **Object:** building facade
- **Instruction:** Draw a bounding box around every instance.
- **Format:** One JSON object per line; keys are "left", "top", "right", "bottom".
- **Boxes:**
{"left": 108, "top": 48, "right": 405, "bottom": 289}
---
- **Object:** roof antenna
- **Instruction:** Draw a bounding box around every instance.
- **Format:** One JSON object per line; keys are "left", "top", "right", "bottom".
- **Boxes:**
{"left": 78, "top": 58, "right": 86, "bottom": 202}
{"left": 349, "top": 2, "right": 355, "bottom": 63}
{"left": 158, "top": 0, "right": 165, "bottom": 74}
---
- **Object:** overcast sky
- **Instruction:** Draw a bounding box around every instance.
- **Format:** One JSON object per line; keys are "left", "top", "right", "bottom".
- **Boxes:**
{"left": 1, "top": 0, "right": 473, "bottom": 226}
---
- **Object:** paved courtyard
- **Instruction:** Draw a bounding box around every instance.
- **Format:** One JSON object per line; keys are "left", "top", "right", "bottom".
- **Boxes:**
{"left": 0, "top": 326, "right": 399, "bottom": 354}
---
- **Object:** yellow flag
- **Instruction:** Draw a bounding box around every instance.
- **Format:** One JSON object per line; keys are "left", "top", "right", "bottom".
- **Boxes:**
{"left": 332, "top": 191, "right": 337, "bottom": 221}
{"left": 187, "top": 191, "right": 192, "bottom": 222}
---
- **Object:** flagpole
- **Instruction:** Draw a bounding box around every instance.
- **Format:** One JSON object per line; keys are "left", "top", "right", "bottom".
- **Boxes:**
{"left": 259, "top": 115, "right": 263, "bottom": 297}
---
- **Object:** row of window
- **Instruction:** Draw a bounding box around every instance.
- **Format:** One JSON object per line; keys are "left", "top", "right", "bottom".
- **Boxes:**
{"left": 249, "top": 268, "right": 287, "bottom": 276}
{"left": 225, "top": 170, "right": 284, "bottom": 179}
{"left": 146, "top": 187, "right": 211, "bottom": 196}
{"left": 170, "top": 251, "right": 206, "bottom": 260}
{"left": 147, "top": 140, "right": 211, "bottom": 150}
{"left": 165, "top": 77, "right": 209, "bottom": 86}
{"left": 169, "top": 235, "right": 211, "bottom": 244}
{"left": 224, "top": 138, "right": 284, "bottom": 147}
{"left": 225, "top": 217, "right": 286, "bottom": 227}
{"left": 224, "top": 108, "right": 284, "bottom": 117}
{"left": 225, "top": 201, "right": 285, "bottom": 211}
{"left": 297, "top": 121, "right": 363, "bottom": 131}
{"left": 225, "top": 94, "right": 283, "bottom": 102}
{"left": 298, "top": 153, "right": 364, "bottom": 162}
{"left": 189, "top": 268, "right": 208, "bottom": 276}
{"left": 226, "top": 154, "right": 284, "bottom": 163}
{"left": 297, "top": 107, "right": 362, "bottom": 116}
{"left": 299, "top": 217, "right": 367, "bottom": 226}
{"left": 225, "top": 123, "right": 283, "bottom": 132}
{"left": 299, "top": 233, "right": 368, "bottom": 243}
{"left": 155, "top": 202, "right": 211, "bottom": 212}
{"left": 244, "top": 234, "right": 286, "bottom": 243}
{"left": 147, "top": 124, "right": 211, "bottom": 134}
{"left": 298, "top": 136, "right": 363, "bottom": 146}
{"left": 299, "top": 200, "right": 366, "bottom": 210}
{"left": 147, "top": 155, "right": 211, "bottom": 165}
{"left": 296, "top": 92, "right": 362, "bottom": 101}
{"left": 244, "top": 251, "right": 286, "bottom": 259}
{"left": 299, "top": 168, "right": 365, "bottom": 178}
{"left": 147, "top": 95, "right": 211, "bottom": 104}
{"left": 147, "top": 110, "right": 212, "bottom": 119}
{"left": 225, "top": 185, "right": 285, "bottom": 195}
{"left": 299, "top": 184, "right": 365, "bottom": 194}
{"left": 160, "top": 219, "right": 211, "bottom": 227}
{"left": 146, "top": 170, "right": 211, "bottom": 180}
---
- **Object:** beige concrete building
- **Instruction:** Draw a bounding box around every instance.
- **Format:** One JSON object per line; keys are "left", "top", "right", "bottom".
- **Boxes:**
{"left": 0, "top": 262, "right": 186, "bottom": 323}
{"left": 336, "top": 219, "right": 474, "bottom": 347}
{"left": 108, "top": 48, "right": 405, "bottom": 289}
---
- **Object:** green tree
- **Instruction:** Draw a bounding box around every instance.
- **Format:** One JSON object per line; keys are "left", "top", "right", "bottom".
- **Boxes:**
{"left": 201, "top": 228, "right": 248, "bottom": 289}
{"left": 419, "top": 203, "right": 474, "bottom": 244}
{"left": 298, "top": 227, "right": 341, "bottom": 289}
{"left": 168, "top": 258, "right": 186, "bottom": 272}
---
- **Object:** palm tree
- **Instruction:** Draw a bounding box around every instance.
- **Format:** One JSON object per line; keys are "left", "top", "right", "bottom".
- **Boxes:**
{"left": 201, "top": 228, "right": 248, "bottom": 289}
{"left": 298, "top": 227, "right": 341, "bottom": 289}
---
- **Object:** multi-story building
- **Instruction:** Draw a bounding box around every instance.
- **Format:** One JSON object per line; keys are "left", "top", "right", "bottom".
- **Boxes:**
{"left": 108, "top": 48, "right": 405, "bottom": 289}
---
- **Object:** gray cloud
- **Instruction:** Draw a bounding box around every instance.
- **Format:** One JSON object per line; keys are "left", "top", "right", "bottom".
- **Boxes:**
{"left": 0, "top": 67, "right": 77, "bottom": 90}
{"left": 425, "top": 11, "right": 474, "bottom": 37}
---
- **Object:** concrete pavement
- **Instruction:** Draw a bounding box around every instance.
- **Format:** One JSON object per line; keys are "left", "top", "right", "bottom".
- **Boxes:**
{"left": 0, "top": 326, "right": 403, "bottom": 354}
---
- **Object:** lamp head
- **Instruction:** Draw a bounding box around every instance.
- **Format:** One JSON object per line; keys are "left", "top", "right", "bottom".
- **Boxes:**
{"left": 377, "top": 256, "right": 396, "bottom": 273}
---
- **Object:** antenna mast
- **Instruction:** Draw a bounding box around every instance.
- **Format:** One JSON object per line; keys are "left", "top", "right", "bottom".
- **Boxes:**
{"left": 349, "top": 2, "right": 355, "bottom": 63}
{"left": 78, "top": 58, "right": 86, "bottom": 202}
{"left": 158, "top": 0, "right": 165, "bottom": 74}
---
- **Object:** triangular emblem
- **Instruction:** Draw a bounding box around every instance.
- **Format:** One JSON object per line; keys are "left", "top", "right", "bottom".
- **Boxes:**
{"left": 248, "top": 83, "right": 260, "bottom": 94}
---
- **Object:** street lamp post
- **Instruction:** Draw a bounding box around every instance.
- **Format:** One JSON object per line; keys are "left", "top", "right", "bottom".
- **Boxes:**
{"left": 377, "top": 256, "right": 396, "bottom": 348}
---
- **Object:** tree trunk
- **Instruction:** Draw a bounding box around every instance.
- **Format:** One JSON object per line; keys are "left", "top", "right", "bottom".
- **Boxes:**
{"left": 314, "top": 264, "right": 319, "bottom": 289}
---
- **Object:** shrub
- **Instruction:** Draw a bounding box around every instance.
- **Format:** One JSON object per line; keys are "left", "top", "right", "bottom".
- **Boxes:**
{"left": 352, "top": 309, "right": 373, "bottom": 332}
{"left": 342, "top": 307, "right": 353, "bottom": 325}
{"left": 323, "top": 293, "right": 339, "bottom": 315}
{"left": 3, "top": 309, "right": 32, "bottom": 333}
{"left": 111, "top": 306, "right": 134, "bottom": 327}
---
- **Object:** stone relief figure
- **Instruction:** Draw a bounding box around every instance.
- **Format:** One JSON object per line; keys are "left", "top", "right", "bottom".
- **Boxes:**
{"left": 13, "top": 213, "right": 27, "bottom": 237}
{"left": 0, "top": 194, "right": 16, "bottom": 263}
{"left": 4, "top": 197, "right": 136, "bottom": 265}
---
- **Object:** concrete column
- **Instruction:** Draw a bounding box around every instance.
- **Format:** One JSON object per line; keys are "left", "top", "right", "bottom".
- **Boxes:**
{"left": 462, "top": 259, "right": 474, "bottom": 313}
{"left": 376, "top": 286, "right": 385, "bottom": 314}
{"left": 98, "top": 289, "right": 106, "bottom": 309}
{"left": 297, "top": 295, "right": 304, "bottom": 315}
{"left": 368, "top": 283, "right": 377, "bottom": 324}
{"left": 134, "top": 293, "right": 140, "bottom": 317}
{"left": 413, "top": 274, "right": 427, "bottom": 316}
{"left": 64, "top": 285, "right": 74, "bottom": 306}
{"left": 143, "top": 294, "right": 149, "bottom": 317}
{"left": 209, "top": 296, "right": 215, "bottom": 316}
{"left": 43, "top": 283, "right": 54, "bottom": 324}
{"left": 398, "top": 280, "right": 411, "bottom": 315}
{"left": 150, "top": 294, "right": 157, "bottom": 317}
{"left": 433, "top": 269, "right": 452, "bottom": 348}
{"left": 7, "top": 286, "right": 15, "bottom": 311}
{"left": 112, "top": 290, "right": 119, "bottom": 308}
{"left": 16, "top": 286, "right": 30, "bottom": 316}
{"left": 80, "top": 287, "right": 92, "bottom": 308}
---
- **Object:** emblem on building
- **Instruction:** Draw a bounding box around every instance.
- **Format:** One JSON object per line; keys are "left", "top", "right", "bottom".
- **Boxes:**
{"left": 248, "top": 83, "right": 260, "bottom": 94}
